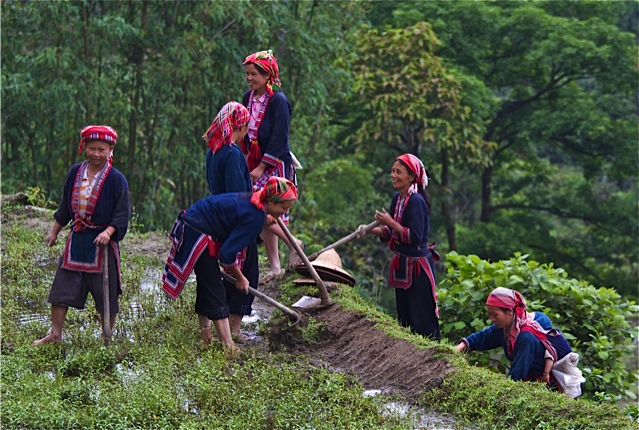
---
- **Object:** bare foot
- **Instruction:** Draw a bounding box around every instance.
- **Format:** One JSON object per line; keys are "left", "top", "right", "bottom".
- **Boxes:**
{"left": 222, "top": 341, "right": 240, "bottom": 359}
{"left": 200, "top": 326, "right": 212, "bottom": 348}
{"left": 259, "top": 269, "right": 285, "bottom": 284}
{"left": 232, "top": 332, "right": 249, "bottom": 344}
{"left": 32, "top": 334, "right": 61, "bottom": 346}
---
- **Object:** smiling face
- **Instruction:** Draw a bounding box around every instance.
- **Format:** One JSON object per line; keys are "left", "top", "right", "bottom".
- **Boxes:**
{"left": 85, "top": 140, "right": 112, "bottom": 170}
{"left": 390, "top": 160, "right": 416, "bottom": 195}
{"left": 486, "top": 305, "right": 515, "bottom": 329}
{"left": 245, "top": 63, "right": 269, "bottom": 95}
{"left": 265, "top": 200, "right": 295, "bottom": 218}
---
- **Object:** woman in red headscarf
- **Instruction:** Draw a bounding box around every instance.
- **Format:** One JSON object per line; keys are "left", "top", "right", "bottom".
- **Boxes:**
{"left": 242, "top": 49, "right": 303, "bottom": 284}
{"left": 358, "top": 153, "right": 440, "bottom": 339}
{"left": 162, "top": 176, "right": 298, "bottom": 356}
{"left": 203, "top": 101, "right": 257, "bottom": 342}
{"left": 454, "top": 287, "right": 573, "bottom": 384}
{"left": 33, "top": 125, "right": 131, "bottom": 346}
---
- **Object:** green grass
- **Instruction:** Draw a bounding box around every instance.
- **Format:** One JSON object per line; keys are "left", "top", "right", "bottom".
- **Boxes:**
{"left": 278, "top": 282, "right": 638, "bottom": 429}
{"left": 2, "top": 211, "right": 637, "bottom": 429}
{"left": 0, "top": 217, "right": 412, "bottom": 429}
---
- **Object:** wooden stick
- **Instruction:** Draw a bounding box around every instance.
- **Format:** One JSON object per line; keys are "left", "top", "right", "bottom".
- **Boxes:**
{"left": 276, "top": 218, "right": 332, "bottom": 306}
{"left": 220, "top": 272, "right": 302, "bottom": 322}
{"left": 307, "top": 220, "right": 379, "bottom": 261}
{"left": 102, "top": 245, "right": 111, "bottom": 346}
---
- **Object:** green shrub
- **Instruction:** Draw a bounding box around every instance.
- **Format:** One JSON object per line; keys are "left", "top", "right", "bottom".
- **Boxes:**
{"left": 439, "top": 251, "right": 639, "bottom": 399}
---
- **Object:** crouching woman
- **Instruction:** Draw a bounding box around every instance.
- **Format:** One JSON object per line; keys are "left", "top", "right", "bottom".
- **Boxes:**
{"left": 454, "top": 287, "right": 573, "bottom": 384}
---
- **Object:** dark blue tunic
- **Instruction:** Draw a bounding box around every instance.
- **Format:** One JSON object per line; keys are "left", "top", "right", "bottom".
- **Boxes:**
{"left": 182, "top": 193, "right": 265, "bottom": 266}
{"left": 205, "top": 144, "right": 252, "bottom": 195}
{"left": 463, "top": 312, "right": 572, "bottom": 380}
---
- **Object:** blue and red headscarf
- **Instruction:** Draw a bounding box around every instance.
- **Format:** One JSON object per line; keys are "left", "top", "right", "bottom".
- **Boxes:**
{"left": 78, "top": 125, "right": 118, "bottom": 164}
{"left": 250, "top": 176, "right": 298, "bottom": 211}
{"left": 396, "top": 153, "right": 429, "bottom": 195}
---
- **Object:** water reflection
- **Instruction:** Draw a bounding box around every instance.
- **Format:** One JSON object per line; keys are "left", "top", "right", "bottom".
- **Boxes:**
{"left": 364, "top": 388, "right": 457, "bottom": 430}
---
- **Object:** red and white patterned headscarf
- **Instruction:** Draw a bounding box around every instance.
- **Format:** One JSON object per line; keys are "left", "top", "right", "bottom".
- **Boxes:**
{"left": 243, "top": 50, "right": 281, "bottom": 96}
{"left": 250, "top": 176, "right": 298, "bottom": 211}
{"left": 78, "top": 125, "right": 118, "bottom": 164}
{"left": 486, "top": 287, "right": 557, "bottom": 360}
{"left": 203, "top": 102, "right": 250, "bottom": 153}
{"left": 396, "top": 153, "right": 428, "bottom": 194}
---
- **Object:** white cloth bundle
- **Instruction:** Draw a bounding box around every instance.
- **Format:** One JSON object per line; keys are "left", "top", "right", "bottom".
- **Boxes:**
{"left": 551, "top": 352, "right": 586, "bottom": 398}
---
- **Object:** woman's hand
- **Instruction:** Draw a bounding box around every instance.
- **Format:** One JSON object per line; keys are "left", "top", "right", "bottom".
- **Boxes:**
{"left": 250, "top": 164, "right": 267, "bottom": 184}
{"left": 235, "top": 274, "right": 250, "bottom": 294}
{"left": 94, "top": 230, "right": 112, "bottom": 247}
{"left": 265, "top": 214, "right": 277, "bottom": 226}
{"left": 374, "top": 208, "right": 394, "bottom": 227}
{"left": 44, "top": 231, "right": 58, "bottom": 247}
{"left": 454, "top": 342, "right": 467, "bottom": 353}
{"left": 355, "top": 224, "right": 369, "bottom": 239}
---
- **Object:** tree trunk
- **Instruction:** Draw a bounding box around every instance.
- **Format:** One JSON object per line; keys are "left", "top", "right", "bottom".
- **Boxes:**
{"left": 480, "top": 165, "right": 492, "bottom": 222}
{"left": 440, "top": 147, "right": 456, "bottom": 250}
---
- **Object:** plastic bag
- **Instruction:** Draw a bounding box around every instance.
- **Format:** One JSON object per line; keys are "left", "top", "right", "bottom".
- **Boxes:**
{"left": 551, "top": 352, "right": 586, "bottom": 398}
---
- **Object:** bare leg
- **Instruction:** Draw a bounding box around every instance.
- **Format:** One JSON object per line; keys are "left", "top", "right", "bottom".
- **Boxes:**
{"left": 267, "top": 222, "right": 302, "bottom": 251}
{"left": 101, "top": 313, "right": 117, "bottom": 332}
{"left": 229, "top": 313, "right": 248, "bottom": 342}
{"left": 212, "top": 317, "right": 239, "bottom": 358}
{"left": 32, "top": 304, "right": 67, "bottom": 345}
{"left": 262, "top": 227, "right": 283, "bottom": 278}
{"left": 198, "top": 314, "right": 212, "bottom": 346}
{"left": 267, "top": 223, "right": 305, "bottom": 269}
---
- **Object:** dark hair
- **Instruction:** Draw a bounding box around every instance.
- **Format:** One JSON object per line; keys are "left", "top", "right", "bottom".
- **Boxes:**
{"left": 395, "top": 159, "right": 432, "bottom": 213}
{"left": 246, "top": 62, "right": 270, "bottom": 78}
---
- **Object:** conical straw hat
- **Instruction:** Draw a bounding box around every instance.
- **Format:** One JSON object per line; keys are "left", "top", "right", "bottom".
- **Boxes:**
{"left": 294, "top": 249, "right": 356, "bottom": 286}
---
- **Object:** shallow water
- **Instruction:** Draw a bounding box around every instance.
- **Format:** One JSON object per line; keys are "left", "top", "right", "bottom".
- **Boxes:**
{"left": 364, "top": 389, "right": 458, "bottom": 430}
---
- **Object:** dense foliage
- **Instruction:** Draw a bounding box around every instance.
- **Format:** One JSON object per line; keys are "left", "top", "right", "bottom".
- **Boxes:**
{"left": 3, "top": 1, "right": 635, "bottom": 299}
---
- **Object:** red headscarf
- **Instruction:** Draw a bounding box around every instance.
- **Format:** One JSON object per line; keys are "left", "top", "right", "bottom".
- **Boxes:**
{"left": 203, "top": 102, "right": 250, "bottom": 153}
{"left": 396, "top": 153, "right": 429, "bottom": 194}
{"left": 78, "top": 125, "right": 118, "bottom": 165}
{"left": 243, "top": 50, "right": 281, "bottom": 96}
{"left": 486, "top": 287, "right": 557, "bottom": 361}
{"left": 250, "top": 177, "right": 298, "bottom": 211}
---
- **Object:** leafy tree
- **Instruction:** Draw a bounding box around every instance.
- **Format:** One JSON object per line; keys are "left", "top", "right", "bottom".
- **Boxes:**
{"left": 2, "top": 1, "right": 367, "bottom": 232}
{"left": 349, "top": 22, "right": 493, "bottom": 251}
{"left": 362, "top": 1, "right": 638, "bottom": 296}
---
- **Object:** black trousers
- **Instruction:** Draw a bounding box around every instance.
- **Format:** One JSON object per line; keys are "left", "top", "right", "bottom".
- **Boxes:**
{"left": 193, "top": 241, "right": 258, "bottom": 320}
{"left": 395, "top": 270, "right": 440, "bottom": 340}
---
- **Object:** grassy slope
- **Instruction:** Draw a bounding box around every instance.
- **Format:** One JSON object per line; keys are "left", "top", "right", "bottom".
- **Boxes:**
{"left": 1, "top": 206, "right": 635, "bottom": 429}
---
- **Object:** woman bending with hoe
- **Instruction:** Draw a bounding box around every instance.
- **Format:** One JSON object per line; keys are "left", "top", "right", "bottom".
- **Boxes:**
{"left": 162, "top": 177, "right": 298, "bottom": 356}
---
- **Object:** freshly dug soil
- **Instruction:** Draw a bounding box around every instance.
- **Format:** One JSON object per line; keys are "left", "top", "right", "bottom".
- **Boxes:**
{"left": 269, "top": 300, "right": 453, "bottom": 402}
